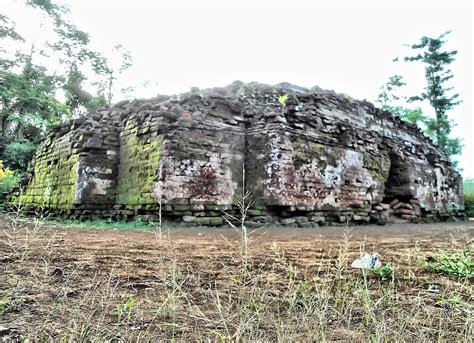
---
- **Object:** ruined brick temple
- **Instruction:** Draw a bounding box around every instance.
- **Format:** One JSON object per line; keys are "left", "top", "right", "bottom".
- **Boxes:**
{"left": 9, "top": 82, "right": 465, "bottom": 226}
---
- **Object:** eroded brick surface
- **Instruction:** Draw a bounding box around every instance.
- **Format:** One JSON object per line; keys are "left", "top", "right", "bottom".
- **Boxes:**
{"left": 8, "top": 82, "right": 465, "bottom": 225}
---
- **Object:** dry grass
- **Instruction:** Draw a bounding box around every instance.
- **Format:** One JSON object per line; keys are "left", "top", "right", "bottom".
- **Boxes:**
{"left": 0, "top": 213, "right": 472, "bottom": 341}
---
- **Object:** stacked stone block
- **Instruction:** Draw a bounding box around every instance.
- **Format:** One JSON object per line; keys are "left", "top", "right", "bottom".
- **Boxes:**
{"left": 8, "top": 81, "right": 465, "bottom": 225}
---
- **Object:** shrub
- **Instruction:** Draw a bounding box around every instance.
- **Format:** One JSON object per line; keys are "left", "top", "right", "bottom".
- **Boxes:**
{"left": 2, "top": 139, "right": 37, "bottom": 171}
{"left": 464, "top": 178, "right": 474, "bottom": 217}
{"left": 0, "top": 160, "right": 21, "bottom": 196}
{"left": 464, "top": 192, "right": 474, "bottom": 218}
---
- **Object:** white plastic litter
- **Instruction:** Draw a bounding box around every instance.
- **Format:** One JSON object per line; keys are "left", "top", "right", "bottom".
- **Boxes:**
{"left": 351, "top": 253, "right": 382, "bottom": 269}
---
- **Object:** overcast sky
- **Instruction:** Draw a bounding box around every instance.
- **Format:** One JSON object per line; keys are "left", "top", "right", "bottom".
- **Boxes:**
{"left": 4, "top": 0, "right": 474, "bottom": 177}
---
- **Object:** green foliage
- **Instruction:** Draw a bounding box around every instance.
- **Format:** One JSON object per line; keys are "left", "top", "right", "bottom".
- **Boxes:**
{"left": 369, "top": 264, "right": 395, "bottom": 281}
{"left": 0, "top": 0, "right": 134, "bottom": 171}
{"left": 378, "top": 32, "right": 463, "bottom": 163}
{"left": 278, "top": 94, "right": 288, "bottom": 106}
{"left": 117, "top": 298, "right": 137, "bottom": 322}
{"left": 377, "top": 75, "right": 406, "bottom": 108}
{"left": 403, "top": 31, "right": 462, "bottom": 158}
{"left": 0, "top": 7, "right": 136, "bottom": 181}
{"left": 0, "top": 292, "right": 13, "bottom": 316}
{"left": 0, "top": 14, "right": 24, "bottom": 43}
{"left": 46, "top": 218, "right": 155, "bottom": 231}
{"left": 435, "top": 295, "right": 465, "bottom": 306}
{"left": 27, "top": 0, "right": 134, "bottom": 110}
{"left": 0, "top": 160, "right": 21, "bottom": 197}
{"left": 26, "top": 0, "right": 128, "bottom": 113}
{"left": 464, "top": 196, "right": 474, "bottom": 217}
{"left": 0, "top": 56, "right": 71, "bottom": 142}
{"left": 0, "top": 172, "right": 21, "bottom": 196}
{"left": 464, "top": 178, "right": 474, "bottom": 217}
{"left": 63, "top": 63, "right": 107, "bottom": 114}
{"left": 2, "top": 140, "right": 37, "bottom": 171}
{"left": 0, "top": 299, "right": 7, "bottom": 315}
{"left": 0, "top": 173, "right": 21, "bottom": 197}
{"left": 425, "top": 249, "right": 473, "bottom": 278}
{"left": 463, "top": 193, "right": 474, "bottom": 217}
{"left": 377, "top": 75, "right": 427, "bottom": 125}
{"left": 386, "top": 105, "right": 427, "bottom": 127}
{"left": 93, "top": 44, "right": 133, "bottom": 106}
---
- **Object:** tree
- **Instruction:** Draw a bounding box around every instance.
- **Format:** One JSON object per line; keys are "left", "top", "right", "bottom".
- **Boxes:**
{"left": 1, "top": 0, "right": 135, "bottom": 123}
{"left": 404, "top": 31, "right": 462, "bottom": 158}
{"left": 0, "top": 54, "right": 70, "bottom": 141}
{"left": 93, "top": 44, "right": 133, "bottom": 106}
{"left": 377, "top": 75, "right": 427, "bottom": 127}
{"left": 0, "top": 0, "right": 133, "bottom": 173}
{"left": 2, "top": 139, "right": 37, "bottom": 170}
{"left": 25, "top": 0, "right": 114, "bottom": 113}
{"left": 0, "top": 0, "right": 135, "bottom": 175}
{"left": 0, "top": 14, "right": 24, "bottom": 43}
{"left": 27, "top": 1, "right": 133, "bottom": 107}
{"left": 3, "top": 0, "right": 134, "bottom": 115}
{"left": 377, "top": 75, "right": 406, "bottom": 108}
{"left": 63, "top": 63, "right": 107, "bottom": 115}
{"left": 378, "top": 32, "right": 463, "bottom": 164}
{"left": 0, "top": 52, "right": 71, "bottom": 172}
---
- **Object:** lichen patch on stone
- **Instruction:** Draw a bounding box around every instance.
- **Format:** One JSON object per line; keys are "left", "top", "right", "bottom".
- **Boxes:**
{"left": 7, "top": 81, "right": 465, "bottom": 225}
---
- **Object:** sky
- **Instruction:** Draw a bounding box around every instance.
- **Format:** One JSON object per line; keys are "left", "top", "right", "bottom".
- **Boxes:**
{"left": 3, "top": 0, "right": 474, "bottom": 177}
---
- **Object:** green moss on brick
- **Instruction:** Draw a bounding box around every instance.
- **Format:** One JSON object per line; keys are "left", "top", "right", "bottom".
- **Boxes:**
{"left": 366, "top": 156, "right": 390, "bottom": 182}
{"left": 12, "top": 142, "right": 79, "bottom": 209}
{"left": 116, "top": 130, "right": 162, "bottom": 208}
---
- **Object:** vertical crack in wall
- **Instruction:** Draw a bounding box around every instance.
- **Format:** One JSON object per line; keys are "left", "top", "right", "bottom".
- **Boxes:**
{"left": 7, "top": 82, "right": 465, "bottom": 225}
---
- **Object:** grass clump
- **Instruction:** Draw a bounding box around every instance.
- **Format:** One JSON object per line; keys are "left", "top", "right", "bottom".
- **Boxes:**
{"left": 425, "top": 249, "right": 473, "bottom": 278}
{"left": 46, "top": 218, "right": 153, "bottom": 231}
{"left": 0, "top": 207, "right": 472, "bottom": 341}
{"left": 368, "top": 264, "right": 395, "bottom": 280}
{"left": 435, "top": 295, "right": 464, "bottom": 306}
{"left": 117, "top": 298, "right": 137, "bottom": 323}
{"left": 0, "top": 296, "right": 9, "bottom": 316}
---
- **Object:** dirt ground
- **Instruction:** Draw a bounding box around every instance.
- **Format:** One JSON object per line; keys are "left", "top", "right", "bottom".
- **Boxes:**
{"left": 0, "top": 218, "right": 473, "bottom": 341}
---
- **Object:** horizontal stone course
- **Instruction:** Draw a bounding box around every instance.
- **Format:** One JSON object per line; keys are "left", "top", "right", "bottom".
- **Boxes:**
{"left": 6, "top": 81, "right": 465, "bottom": 226}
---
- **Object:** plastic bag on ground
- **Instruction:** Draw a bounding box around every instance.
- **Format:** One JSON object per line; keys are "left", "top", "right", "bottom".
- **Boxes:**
{"left": 351, "top": 252, "right": 382, "bottom": 269}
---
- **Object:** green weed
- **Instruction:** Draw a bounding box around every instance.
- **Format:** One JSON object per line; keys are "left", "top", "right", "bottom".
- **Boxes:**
{"left": 425, "top": 249, "right": 473, "bottom": 278}
{"left": 117, "top": 298, "right": 137, "bottom": 323}
{"left": 369, "top": 264, "right": 395, "bottom": 280}
{"left": 278, "top": 94, "right": 288, "bottom": 106}
{"left": 435, "top": 295, "right": 464, "bottom": 306}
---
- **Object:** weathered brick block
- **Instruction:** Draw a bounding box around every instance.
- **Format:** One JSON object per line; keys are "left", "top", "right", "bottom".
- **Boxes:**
{"left": 8, "top": 81, "right": 464, "bottom": 226}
